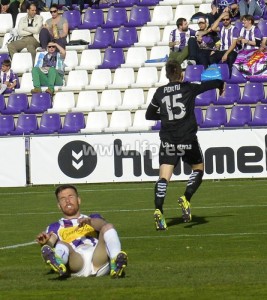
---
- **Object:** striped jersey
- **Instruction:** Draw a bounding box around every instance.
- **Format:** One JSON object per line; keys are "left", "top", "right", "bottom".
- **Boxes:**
{"left": 46, "top": 213, "right": 102, "bottom": 249}
{"left": 239, "top": 25, "right": 262, "bottom": 49}
{"left": 219, "top": 25, "right": 239, "bottom": 50}
{"left": 170, "top": 28, "right": 196, "bottom": 51}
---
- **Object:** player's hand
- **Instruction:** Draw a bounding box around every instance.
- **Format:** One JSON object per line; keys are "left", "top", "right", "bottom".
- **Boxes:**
{"left": 36, "top": 232, "right": 53, "bottom": 245}
{"left": 77, "top": 217, "right": 91, "bottom": 227}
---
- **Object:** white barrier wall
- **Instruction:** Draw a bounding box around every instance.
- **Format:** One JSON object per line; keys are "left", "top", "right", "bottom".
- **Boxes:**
{"left": 29, "top": 129, "right": 267, "bottom": 185}
{"left": 0, "top": 137, "right": 26, "bottom": 187}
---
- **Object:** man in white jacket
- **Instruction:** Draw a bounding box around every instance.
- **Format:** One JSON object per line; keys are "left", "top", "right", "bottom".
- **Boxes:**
{"left": 7, "top": 2, "right": 43, "bottom": 64}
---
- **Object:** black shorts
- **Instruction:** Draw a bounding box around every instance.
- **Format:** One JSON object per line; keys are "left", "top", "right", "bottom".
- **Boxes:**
{"left": 159, "top": 140, "right": 204, "bottom": 166}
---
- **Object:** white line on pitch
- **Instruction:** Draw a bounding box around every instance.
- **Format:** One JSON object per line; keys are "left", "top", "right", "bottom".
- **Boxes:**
{"left": 1, "top": 203, "right": 267, "bottom": 216}
{"left": 1, "top": 231, "right": 267, "bottom": 250}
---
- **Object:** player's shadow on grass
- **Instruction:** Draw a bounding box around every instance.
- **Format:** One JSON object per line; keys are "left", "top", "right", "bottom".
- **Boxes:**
{"left": 166, "top": 215, "right": 208, "bottom": 228}
{"left": 46, "top": 270, "right": 70, "bottom": 281}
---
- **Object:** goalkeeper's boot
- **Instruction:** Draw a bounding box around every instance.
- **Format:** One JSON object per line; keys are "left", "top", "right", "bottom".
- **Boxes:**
{"left": 110, "top": 251, "right": 128, "bottom": 278}
{"left": 178, "top": 196, "right": 192, "bottom": 223}
{"left": 154, "top": 209, "right": 167, "bottom": 230}
{"left": 41, "top": 245, "right": 67, "bottom": 276}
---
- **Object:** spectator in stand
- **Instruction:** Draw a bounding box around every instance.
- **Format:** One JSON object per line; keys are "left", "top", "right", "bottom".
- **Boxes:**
{"left": 187, "top": 17, "right": 220, "bottom": 68}
{"left": 39, "top": 4, "right": 68, "bottom": 50}
{"left": 236, "top": 15, "right": 262, "bottom": 50}
{"left": 7, "top": 3, "right": 43, "bottom": 64}
{"left": 209, "top": 12, "right": 239, "bottom": 76}
{"left": 168, "top": 18, "right": 196, "bottom": 65}
{"left": 210, "top": 0, "right": 239, "bottom": 23}
{"left": 0, "top": 59, "right": 18, "bottom": 94}
{"left": 0, "top": 0, "right": 20, "bottom": 27}
{"left": 31, "top": 41, "right": 66, "bottom": 95}
{"left": 238, "top": 0, "right": 266, "bottom": 18}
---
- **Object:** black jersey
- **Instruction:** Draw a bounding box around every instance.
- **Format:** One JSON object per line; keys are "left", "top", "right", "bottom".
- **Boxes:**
{"left": 146, "top": 79, "right": 223, "bottom": 144}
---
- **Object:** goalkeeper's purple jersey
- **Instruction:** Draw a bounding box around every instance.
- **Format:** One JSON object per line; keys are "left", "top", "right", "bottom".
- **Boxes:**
{"left": 46, "top": 213, "right": 101, "bottom": 249}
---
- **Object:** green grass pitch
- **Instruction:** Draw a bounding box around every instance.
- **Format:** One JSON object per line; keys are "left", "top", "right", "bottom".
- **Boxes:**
{"left": 0, "top": 179, "right": 267, "bottom": 300}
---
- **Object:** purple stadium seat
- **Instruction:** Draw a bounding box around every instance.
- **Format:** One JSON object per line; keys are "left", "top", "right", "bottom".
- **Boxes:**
{"left": 249, "top": 104, "right": 267, "bottom": 126}
{"left": 237, "top": 82, "right": 265, "bottom": 104}
{"left": 59, "top": 112, "right": 85, "bottom": 133}
{"left": 194, "top": 107, "right": 203, "bottom": 126}
{"left": 1, "top": 93, "right": 28, "bottom": 115}
{"left": 102, "top": 7, "right": 128, "bottom": 28}
{"left": 217, "top": 63, "right": 230, "bottom": 81}
{"left": 62, "top": 10, "right": 81, "bottom": 30}
{"left": 34, "top": 113, "right": 61, "bottom": 134}
{"left": 195, "top": 89, "right": 217, "bottom": 106}
{"left": 114, "top": 0, "right": 137, "bottom": 7}
{"left": 257, "top": 19, "right": 267, "bottom": 36}
{"left": 98, "top": 48, "right": 125, "bottom": 69}
{"left": 201, "top": 106, "right": 227, "bottom": 128}
{"left": 138, "top": 0, "right": 160, "bottom": 6}
{"left": 234, "top": 20, "right": 243, "bottom": 32}
{"left": 227, "top": 66, "right": 247, "bottom": 84}
{"left": 0, "top": 115, "right": 15, "bottom": 135}
{"left": 25, "top": 93, "right": 52, "bottom": 114}
{"left": 10, "top": 114, "right": 38, "bottom": 135}
{"left": 0, "top": 53, "right": 10, "bottom": 66}
{"left": 126, "top": 6, "right": 151, "bottom": 27}
{"left": 184, "top": 65, "right": 204, "bottom": 82}
{"left": 262, "top": 7, "right": 267, "bottom": 20}
{"left": 112, "top": 27, "right": 138, "bottom": 48}
{"left": 225, "top": 105, "right": 252, "bottom": 127}
{"left": 78, "top": 9, "right": 104, "bottom": 29}
{"left": 0, "top": 94, "right": 6, "bottom": 113}
{"left": 88, "top": 27, "right": 115, "bottom": 49}
{"left": 217, "top": 83, "right": 241, "bottom": 105}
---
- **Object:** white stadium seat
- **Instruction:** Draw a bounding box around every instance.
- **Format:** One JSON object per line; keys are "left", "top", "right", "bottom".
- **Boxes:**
{"left": 147, "top": 6, "right": 173, "bottom": 26}
{"left": 80, "top": 111, "right": 108, "bottom": 133}
{"left": 134, "top": 26, "right": 161, "bottom": 47}
{"left": 108, "top": 68, "right": 135, "bottom": 89}
{"left": 72, "top": 91, "right": 99, "bottom": 112}
{"left": 104, "top": 111, "right": 132, "bottom": 132}
{"left": 121, "top": 47, "right": 147, "bottom": 69}
{"left": 61, "top": 70, "right": 89, "bottom": 91}
{"left": 95, "top": 90, "right": 122, "bottom": 111}
{"left": 75, "top": 49, "right": 102, "bottom": 71}
{"left": 47, "top": 92, "right": 75, "bottom": 113}
{"left": 128, "top": 110, "right": 156, "bottom": 131}
{"left": 131, "top": 67, "right": 158, "bottom": 88}
{"left": 118, "top": 88, "right": 145, "bottom": 110}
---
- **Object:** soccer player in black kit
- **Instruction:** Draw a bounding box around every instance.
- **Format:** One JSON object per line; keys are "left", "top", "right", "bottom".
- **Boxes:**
{"left": 146, "top": 60, "right": 224, "bottom": 230}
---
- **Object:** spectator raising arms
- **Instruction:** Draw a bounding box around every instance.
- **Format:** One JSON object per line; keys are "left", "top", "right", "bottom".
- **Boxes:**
{"left": 209, "top": 12, "right": 239, "bottom": 76}
{"left": 187, "top": 17, "right": 220, "bottom": 68}
{"left": 31, "top": 42, "right": 66, "bottom": 95}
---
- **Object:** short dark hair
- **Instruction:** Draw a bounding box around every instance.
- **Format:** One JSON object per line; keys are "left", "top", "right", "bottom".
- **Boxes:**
{"left": 2, "top": 59, "right": 11, "bottom": 68}
{"left": 166, "top": 60, "right": 182, "bottom": 81}
{"left": 241, "top": 14, "right": 254, "bottom": 25}
{"left": 50, "top": 3, "right": 58, "bottom": 10}
{"left": 26, "top": 2, "right": 37, "bottom": 10}
{"left": 176, "top": 18, "right": 187, "bottom": 28}
{"left": 55, "top": 184, "right": 79, "bottom": 199}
